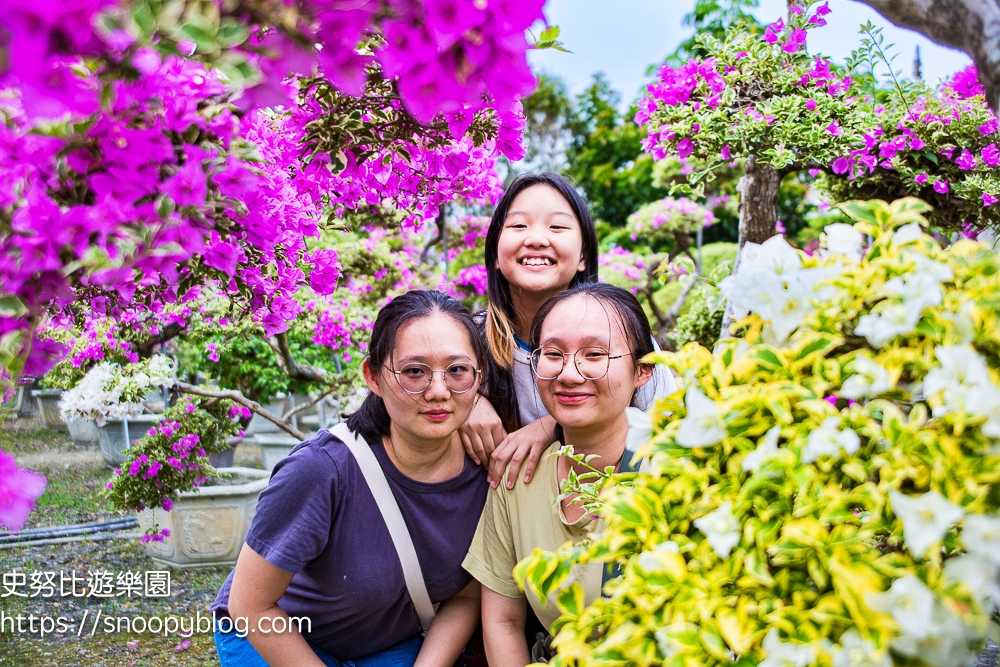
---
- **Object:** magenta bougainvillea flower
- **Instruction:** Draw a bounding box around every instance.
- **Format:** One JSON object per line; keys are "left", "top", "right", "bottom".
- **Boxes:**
{"left": 0, "top": 450, "right": 46, "bottom": 531}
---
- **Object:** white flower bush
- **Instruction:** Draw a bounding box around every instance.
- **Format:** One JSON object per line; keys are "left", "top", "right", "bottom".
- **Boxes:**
{"left": 60, "top": 355, "right": 174, "bottom": 425}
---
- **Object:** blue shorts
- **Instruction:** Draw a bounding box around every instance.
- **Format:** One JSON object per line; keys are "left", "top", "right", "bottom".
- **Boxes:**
{"left": 215, "top": 627, "right": 423, "bottom": 667}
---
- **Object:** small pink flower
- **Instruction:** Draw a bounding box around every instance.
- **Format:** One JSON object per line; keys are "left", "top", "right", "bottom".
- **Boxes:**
{"left": 826, "top": 122, "right": 842, "bottom": 136}
{"left": 957, "top": 149, "right": 978, "bottom": 170}
{"left": 806, "top": 99, "right": 817, "bottom": 110}
{"left": 933, "top": 179, "right": 950, "bottom": 194}
{"left": 175, "top": 641, "right": 191, "bottom": 652}
{"left": 914, "top": 173, "right": 928, "bottom": 185}
{"left": 983, "top": 193, "right": 998, "bottom": 207}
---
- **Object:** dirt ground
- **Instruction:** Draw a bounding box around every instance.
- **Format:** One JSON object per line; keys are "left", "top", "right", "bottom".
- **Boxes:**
{"left": 1, "top": 416, "right": 264, "bottom": 667}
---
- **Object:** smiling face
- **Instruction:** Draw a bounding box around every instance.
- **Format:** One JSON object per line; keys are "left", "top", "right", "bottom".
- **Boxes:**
{"left": 535, "top": 294, "right": 651, "bottom": 438}
{"left": 496, "top": 184, "right": 587, "bottom": 303}
{"left": 362, "top": 311, "right": 481, "bottom": 446}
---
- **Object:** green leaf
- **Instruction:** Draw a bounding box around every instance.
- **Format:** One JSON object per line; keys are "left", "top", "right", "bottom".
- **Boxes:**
{"left": 0, "top": 295, "right": 27, "bottom": 318}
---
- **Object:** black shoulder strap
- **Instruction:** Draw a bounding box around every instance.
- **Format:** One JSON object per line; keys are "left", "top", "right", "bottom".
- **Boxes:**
{"left": 600, "top": 448, "right": 642, "bottom": 595}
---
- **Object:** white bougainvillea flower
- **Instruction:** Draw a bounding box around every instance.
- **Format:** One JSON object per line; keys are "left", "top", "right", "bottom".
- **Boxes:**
{"left": 840, "top": 354, "right": 890, "bottom": 400}
{"left": 693, "top": 501, "right": 741, "bottom": 558}
{"left": 962, "top": 514, "right": 1000, "bottom": 566}
{"left": 739, "top": 235, "right": 803, "bottom": 275}
{"left": 938, "top": 302, "right": 976, "bottom": 345}
{"left": 676, "top": 386, "right": 727, "bottom": 448}
{"left": 924, "top": 345, "right": 1000, "bottom": 433}
{"left": 889, "top": 603, "right": 974, "bottom": 667}
{"left": 758, "top": 629, "right": 815, "bottom": 667}
{"left": 892, "top": 222, "right": 924, "bottom": 246}
{"left": 742, "top": 425, "right": 781, "bottom": 472}
{"left": 883, "top": 272, "right": 945, "bottom": 312}
{"left": 909, "top": 253, "right": 954, "bottom": 284}
{"left": 802, "top": 417, "right": 860, "bottom": 463}
{"left": 854, "top": 301, "right": 923, "bottom": 348}
{"left": 889, "top": 490, "right": 964, "bottom": 559}
{"left": 720, "top": 236, "right": 839, "bottom": 344}
{"left": 832, "top": 629, "right": 891, "bottom": 667}
{"left": 821, "top": 223, "right": 865, "bottom": 260}
{"left": 866, "top": 575, "right": 936, "bottom": 639}
{"left": 943, "top": 554, "right": 1000, "bottom": 613}
{"left": 625, "top": 406, "right": 654, "bottom": 453}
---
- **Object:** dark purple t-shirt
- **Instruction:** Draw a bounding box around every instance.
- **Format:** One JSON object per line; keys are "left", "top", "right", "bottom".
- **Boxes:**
{"left": 211, "top": 429, "right": 488, "bottom": 660}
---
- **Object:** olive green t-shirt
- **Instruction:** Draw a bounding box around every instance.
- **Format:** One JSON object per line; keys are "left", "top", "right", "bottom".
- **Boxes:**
{"left": 462, "top": 442, "right": 603, "bottom": 631}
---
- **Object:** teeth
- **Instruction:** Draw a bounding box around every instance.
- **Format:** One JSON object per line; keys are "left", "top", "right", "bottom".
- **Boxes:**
{"left": 520, "top": 258, "right": 553, "bottom": 266}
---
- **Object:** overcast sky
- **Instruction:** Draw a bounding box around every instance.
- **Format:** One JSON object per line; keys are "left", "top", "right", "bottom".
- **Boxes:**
{"left": 527, "top": 0, "right": 972, "bottom": 104}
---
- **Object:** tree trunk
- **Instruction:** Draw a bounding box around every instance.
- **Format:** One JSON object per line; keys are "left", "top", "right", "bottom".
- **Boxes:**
{"left": 737, "top": 155, "right": 781, "bottom": 249}
{"left": 719, "top": 154, "right": 782, "bottom": 338}
{"left": 853, "top": 0, "right": 1000, "bottom": 113}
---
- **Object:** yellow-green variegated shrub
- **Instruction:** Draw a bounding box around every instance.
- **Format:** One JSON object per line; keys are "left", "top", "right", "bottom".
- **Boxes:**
{"left": 515, "top": 199, "right": 1000, "bottom": 667}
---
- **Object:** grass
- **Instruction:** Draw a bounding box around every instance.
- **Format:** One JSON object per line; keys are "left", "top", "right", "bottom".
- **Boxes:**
{"left": 1, "top": 416, "right": 264, "bottom": 666}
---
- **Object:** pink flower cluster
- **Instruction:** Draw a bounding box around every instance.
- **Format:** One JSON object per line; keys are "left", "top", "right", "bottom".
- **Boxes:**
{"left": 0, "top": 0, "right": 543, "bottom": 129}
{"left": 827, "top": 73, "right": 999, "bottom": 208}
{"left": 454, "top": 265, "right": 489, "bottom": 296}
{"left": 313, "top": 305, "right": 373, "bottom": 352}
{"left": 0, "top": 449, "right": 47, "bottom": 531}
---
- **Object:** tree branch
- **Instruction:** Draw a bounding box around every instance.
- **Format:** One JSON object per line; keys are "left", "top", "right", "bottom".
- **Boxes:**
{"left": 133, "top": 320, "right": 188, "bottom": 357}
{"left": 177, "top": 382, "right": 309, "bottom": 441}
{"left": 267, "top": 333, "right": 334, "bottom": 385}
{"left": 851, "top": 0, "right": 1000, "bottom": 112}
{"left": 282, "top": 388, "right": 335, "bottom": 421}
{"left": 641, "top": 253, "right": 669, "bottom": 327}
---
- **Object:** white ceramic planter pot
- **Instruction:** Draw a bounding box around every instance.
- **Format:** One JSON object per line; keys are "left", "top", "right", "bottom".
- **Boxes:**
{"left": 32, "top": 389, "right": 68, "bottom": 431}
{"left": 253, "top": 433, "right": 301, "bottom": 472}
{"left": 66, "top": 419, "right": 100, "bottom": 447}
{"left": 137, "top": 467, "right": 270, "bottom": 568}
{"left": 97, "top": 414, "right": 164, "bottom": 467}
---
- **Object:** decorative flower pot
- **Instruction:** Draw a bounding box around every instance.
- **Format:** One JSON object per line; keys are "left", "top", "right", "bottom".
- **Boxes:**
{"left": 97, "top": 414, "right": 163, "bottom": 467}
{"left": 32, "top": 389, "right": 67, "bottom": 432}
{"left": 137, "top": 467, "right": 270, "bottom": 568}
{"left": 253, "top": 433, "right": 301, "bottom": 472}
{"left": 66, "top": 419, "right": 100, "bottom": 448}
{"left": 244, "top": 398, "right": 286, "bottom": 435}
{"left": 209, "top": 445, "right": 236, "bottom": 469}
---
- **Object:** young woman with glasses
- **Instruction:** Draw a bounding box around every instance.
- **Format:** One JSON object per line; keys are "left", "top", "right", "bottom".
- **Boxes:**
{"left": 212, "top": 290, "right": 489, "bottom": 667}
{"left": 459, "top": 172, "right": 676, "bottom": 490}
{"left": 463, "top": 283, "right": 657, "bottom": 664}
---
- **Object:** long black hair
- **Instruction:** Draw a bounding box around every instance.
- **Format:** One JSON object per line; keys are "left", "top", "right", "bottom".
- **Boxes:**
{"left": 481, "top": 173, "right": 599, "bottom": 431}
{"left": 345, "top": 290, "right": 485, "bottom": 445}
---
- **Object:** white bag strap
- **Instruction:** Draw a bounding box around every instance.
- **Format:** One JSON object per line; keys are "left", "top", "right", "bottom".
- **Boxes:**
{"left": 331, "top": 423, "right": 436, "bottom": 633}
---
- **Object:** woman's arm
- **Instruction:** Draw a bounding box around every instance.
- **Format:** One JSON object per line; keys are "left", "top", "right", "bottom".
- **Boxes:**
{"left": 228, "top": 544, "right": 327, "bottom": 667}
{"left": 487, "top": 415, "right": 557, "bottom": 489}
{"left": 459, "top": 396, "right": 508, "bottom": 466}
{"left": 413, "top": 580, "right": 481, "bottom": 667}
{"left": 482, "top": 587, "right": 530, "bottom": 667}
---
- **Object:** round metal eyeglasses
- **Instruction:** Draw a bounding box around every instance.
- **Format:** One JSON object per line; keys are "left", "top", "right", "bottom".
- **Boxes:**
{"left": 529, "top": 346, "right": 634, "bottom": 381}
{"left": 389, "top": 363, "right": 481, "bottom": 395}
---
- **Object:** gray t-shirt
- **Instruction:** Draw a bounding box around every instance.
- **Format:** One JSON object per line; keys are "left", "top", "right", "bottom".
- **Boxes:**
{"left": 512, "top": 337, "right": 678, "bottom": 426}
{"left": 211, "top": 429, "right": 488, "bottom": 660}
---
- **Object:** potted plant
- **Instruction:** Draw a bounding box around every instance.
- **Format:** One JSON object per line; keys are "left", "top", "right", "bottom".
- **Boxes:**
{"left": 106, "top": 395, "right": 246, "bottom": 564}
{"left": 37, "top": 320, "right": 139, "bottom": 446}
{"left": 517, "top": 199, "right": 1000, "bottom": 667}
{"left": 60, "top": 355, "right": 174, "bottom": 466}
